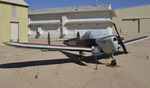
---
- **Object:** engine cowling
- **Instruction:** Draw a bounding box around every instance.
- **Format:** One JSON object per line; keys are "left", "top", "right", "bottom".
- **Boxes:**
{"left": 96, "top": 35, "right": 120, "bottom": 54}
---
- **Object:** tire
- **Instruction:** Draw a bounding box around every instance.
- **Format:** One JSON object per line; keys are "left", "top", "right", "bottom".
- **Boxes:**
{"left": 111, "top": 60, "right": 117, "bottom": 66}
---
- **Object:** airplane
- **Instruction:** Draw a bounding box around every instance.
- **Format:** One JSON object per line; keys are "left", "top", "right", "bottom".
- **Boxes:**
{"left": 4, "top": 21, "right": 149, "bottom": 69}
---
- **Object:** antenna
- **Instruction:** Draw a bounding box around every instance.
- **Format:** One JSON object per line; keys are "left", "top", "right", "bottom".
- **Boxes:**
{"left": 96, "top": 0, "right": 98, "bottom": 5}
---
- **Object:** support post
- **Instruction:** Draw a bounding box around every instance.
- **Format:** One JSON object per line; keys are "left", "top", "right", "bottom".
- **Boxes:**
{"left": 60, "top": 16, "right": 67, "bottom": 38}
{"left": 28, "top": 18, "right": 31, "bottom": 36}
{"left": 95, "top": 56, "right": 98, "bottom": 70}
{"left": 92, "top": 46, "right": 101, "bottom": 70}
{"left": 138, "top": 19, "right": 140, "bottom": 33}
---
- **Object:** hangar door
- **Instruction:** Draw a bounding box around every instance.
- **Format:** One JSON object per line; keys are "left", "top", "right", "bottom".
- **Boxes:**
{"left": 10, "top": 22, "right": 19, "bottom": 42}
{"left": 121, "top": 19, "right": 139, "bottom": 33}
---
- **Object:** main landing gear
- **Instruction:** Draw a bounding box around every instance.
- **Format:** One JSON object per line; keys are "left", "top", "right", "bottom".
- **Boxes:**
{"left": 74, "top": 51, "right": 117, "bottom": 69}
{"left": 74, "top": 51, "right": 84, "bottom": 63}
{"left": 110, "top": 53, "right": 117, "bottom": 66}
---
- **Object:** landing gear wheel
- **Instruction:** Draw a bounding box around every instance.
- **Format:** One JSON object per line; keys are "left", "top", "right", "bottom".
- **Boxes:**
{"left": 111, "top": 59, "right": 117, "bottom": 66}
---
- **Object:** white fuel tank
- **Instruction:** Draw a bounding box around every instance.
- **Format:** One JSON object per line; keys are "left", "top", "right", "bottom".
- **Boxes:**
{"left": 96, "top": 35, "right": 120, "bottom": 54}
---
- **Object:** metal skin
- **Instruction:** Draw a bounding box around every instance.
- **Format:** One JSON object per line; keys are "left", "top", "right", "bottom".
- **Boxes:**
{"left": 62, "top": 21, "right": 128, "bottom": 67}
{"left": 63, "top": 30, "right": 121, "bottom": 67}
{"left": 63, "top": 38, "right": 97, "bottom": 47}
{"left": 63, "top": 30, "right": 120, "bottom": 55}
{"left": 96, "top": 35, "right": 120, "bottom": 54}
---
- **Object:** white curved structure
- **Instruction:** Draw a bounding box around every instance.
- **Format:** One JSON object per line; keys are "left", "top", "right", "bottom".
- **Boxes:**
{"left": 66, "top": 18, "right": 112, "bottom": 24}
{"left": 28, "top": 5, "right": 116, "bottom": 38}
{"left": 30, "top": 20, "right": 61, "bottom": 25}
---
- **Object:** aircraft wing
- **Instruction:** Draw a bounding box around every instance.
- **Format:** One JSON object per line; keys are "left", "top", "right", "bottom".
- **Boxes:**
{"left": 3, "top": 42, "right": 92, "bottom": 52}
{"left": 3, "top": 36, "right": 149, "bottom": 52}
{"left": 124, "top": 36, "right": 149, "bottom": 45}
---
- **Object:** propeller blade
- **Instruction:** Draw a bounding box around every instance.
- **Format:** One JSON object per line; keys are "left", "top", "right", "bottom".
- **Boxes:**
{"left": 112, "top": 21, "right": 120, "bottom": 37}
{"left": 120, "top": 41, "right": 128, "bottom": 54}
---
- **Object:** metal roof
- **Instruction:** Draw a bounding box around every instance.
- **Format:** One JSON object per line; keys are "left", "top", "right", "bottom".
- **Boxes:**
{"left": 29, "top": 4, "right": 116, "bottom": 16}
{"left": 0, "top": 0, "right": 28, "bottom": 7}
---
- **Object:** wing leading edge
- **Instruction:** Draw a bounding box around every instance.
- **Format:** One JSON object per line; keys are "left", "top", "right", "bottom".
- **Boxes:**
{"left": 124, "top": 36, "right": 149, "bottom": 45}
{"left": 3, "top": 36, "right": 149, "bottom": 52}
{"left": 3, "top": 42, "right": 92, "bottom": 52}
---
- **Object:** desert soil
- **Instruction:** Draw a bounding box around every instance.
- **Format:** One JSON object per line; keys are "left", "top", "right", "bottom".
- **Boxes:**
{"left": 0, "top": 33, "right": 150, "bottom": 88}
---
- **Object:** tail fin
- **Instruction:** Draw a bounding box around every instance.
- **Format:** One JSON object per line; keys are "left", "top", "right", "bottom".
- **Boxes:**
{"left": 48, "top": 32, "right": 50, "bottom": 45}
{"left": 77, "top": 31, "right": 80, "bottom": 38}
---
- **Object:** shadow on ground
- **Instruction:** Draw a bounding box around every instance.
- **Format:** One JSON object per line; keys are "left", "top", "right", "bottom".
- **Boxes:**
{"left": 0, "top": 51, "right": 124, "bottom": 68}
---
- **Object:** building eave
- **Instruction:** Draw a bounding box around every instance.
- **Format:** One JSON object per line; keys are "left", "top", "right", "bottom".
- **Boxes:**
{"left": 29, "top": 4, "right": 115, "bottom": 17}
{"left": 0, "top": 0, "right": 29, "bottom": 7}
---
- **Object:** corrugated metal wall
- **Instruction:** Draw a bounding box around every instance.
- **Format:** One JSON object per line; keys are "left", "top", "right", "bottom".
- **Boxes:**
{"left": 140, "top": 19, "right": 150, "bottom": 33}
{"left": 113, "top": 4, "right": 150, "bottom": 33}
{"left": 121, "top": 20, "right": 138, "bottom": 33}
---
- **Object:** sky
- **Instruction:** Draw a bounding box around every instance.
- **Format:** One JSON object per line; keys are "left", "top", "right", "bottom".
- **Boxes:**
{"left": 24, "top": 0, "right": 150, "bottom": 9}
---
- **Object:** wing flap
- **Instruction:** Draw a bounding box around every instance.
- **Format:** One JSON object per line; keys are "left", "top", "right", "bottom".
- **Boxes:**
{"left": 3, "top": 42, "right": 92, "bottom": 51}
{"left": 124, "top": 36, "right": 149, "bottom": 45}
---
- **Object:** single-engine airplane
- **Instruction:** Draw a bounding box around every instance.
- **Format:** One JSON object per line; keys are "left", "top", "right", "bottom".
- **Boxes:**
{"left": 4, "top": 21, "right": 149, "bottom": 68}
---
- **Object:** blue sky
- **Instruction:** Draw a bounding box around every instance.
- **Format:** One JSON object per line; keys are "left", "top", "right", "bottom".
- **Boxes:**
{"left": 25, "top": 0, "right": 150, "bottom": 9}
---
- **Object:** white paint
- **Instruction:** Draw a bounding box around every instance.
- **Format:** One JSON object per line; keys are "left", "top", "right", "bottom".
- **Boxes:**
{"left": 38, "top": 26, "right": 42, "bottom": 35}
{"left": 28, "top": 26, "right": 31, "bottom": 35}
{"left": 4, "top": 42, "right": 92, "bottom": 51}
{"left": 29, "top": 11, "right": 113, "bottom": 38}
{"left": 30, "top": 20, "right": 61, "bottom": 25}
{"left": 66, "top": 18, "right": 112, "bottom": 24}
{"left": 62, "top": 15, "right": 67, "bottom": 35}
{"left": 28, "top": 18, "right": 31, "bottom": 35}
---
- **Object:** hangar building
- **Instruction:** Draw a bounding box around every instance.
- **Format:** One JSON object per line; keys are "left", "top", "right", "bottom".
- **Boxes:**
{"left": 0, "top": 0, "right": 28, "bottom": 45}
{"left": 113, "top": 4, "right": 150, "bottom": 33}
{"left": 28, "top": 4, "right": 116, "bottom": 38}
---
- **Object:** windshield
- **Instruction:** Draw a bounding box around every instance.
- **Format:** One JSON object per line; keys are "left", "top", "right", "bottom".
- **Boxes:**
{"left": 82, "top": 30, "right": 108, "bottom": 39}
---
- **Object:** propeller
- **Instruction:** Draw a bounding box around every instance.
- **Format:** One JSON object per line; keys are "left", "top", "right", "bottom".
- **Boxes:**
{"left": 112, "top": 21, "right": 128, "bottom": 54}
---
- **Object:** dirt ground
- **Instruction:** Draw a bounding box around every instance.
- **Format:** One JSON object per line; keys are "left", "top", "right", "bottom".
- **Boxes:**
{"left": 0, "top": 33, "right": 150, "bottom": 88}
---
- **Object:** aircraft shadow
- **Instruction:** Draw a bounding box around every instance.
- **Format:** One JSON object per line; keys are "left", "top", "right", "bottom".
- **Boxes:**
{"left": 0, "top": 58, "right": 72, "bottom": 68}
{"left": 0, "top": 51, "right": 124, "bottom": 68}
{"left": 60, "top": 51, "right": 105, "bottom": 64}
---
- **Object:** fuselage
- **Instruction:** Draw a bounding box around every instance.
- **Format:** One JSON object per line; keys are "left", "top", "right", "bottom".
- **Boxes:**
{"left": 63, "top": 30, "right": 107, "bottom": 47}
{"left": 63, "top": 38, "right": 97, "bottom": 47}
{"left": 63, "top": 30, "right": 121, "bottom": 54}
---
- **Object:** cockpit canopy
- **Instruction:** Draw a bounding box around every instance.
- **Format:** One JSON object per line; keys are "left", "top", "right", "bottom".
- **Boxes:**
{"left": 81, "top": 30, "right": 108, "bottom": 39}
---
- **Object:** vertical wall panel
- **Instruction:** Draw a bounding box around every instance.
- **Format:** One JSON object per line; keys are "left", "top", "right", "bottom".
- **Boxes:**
{"left": 140, "top": 19, "right": 150, "bottom": 33}
{"left": 10, "top": 22, "right": 19, "bottom": 42}
{"left": 121, "top": 20, "right": 138, "bottom": 33}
